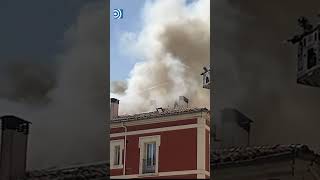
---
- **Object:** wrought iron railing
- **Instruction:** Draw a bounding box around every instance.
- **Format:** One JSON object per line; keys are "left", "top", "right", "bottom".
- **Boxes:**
{"left": 142, "top": 158, "right": 156, "bottom": 174}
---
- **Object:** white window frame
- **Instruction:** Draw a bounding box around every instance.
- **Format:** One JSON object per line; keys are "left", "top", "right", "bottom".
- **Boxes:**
{"left": 110, "top": 139, "right": 124, "bottom": 169}
{"left": 139, "top": 135, "right": 161, "bottom": 176}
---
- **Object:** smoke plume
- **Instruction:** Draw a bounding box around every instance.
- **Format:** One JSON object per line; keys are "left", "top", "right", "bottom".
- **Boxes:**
{"left": 0, "top": 1, "right": 107, "bottom": 170}
{"left": 213, "top": 0, "right": 320, "bottom": 152}
{"left": 111, "top": 0, "right": 210, "bottom": 115}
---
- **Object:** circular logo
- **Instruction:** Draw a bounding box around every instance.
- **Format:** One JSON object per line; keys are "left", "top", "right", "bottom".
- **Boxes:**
{"left": 113, "top": 9, "right": 123, "bottom": 19}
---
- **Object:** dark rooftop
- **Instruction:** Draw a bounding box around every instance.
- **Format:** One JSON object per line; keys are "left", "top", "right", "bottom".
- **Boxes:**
{"left": 0, "top": 115, "right": 31, "bottom": 124}
{"left": 111, "top": 107, "right": 209, "bottom": 123}
{"left": 211, "top": 144, "right": 317, "bottom": 168}
{"left": 25, "top": 161, "right": 109, "bottom": 180}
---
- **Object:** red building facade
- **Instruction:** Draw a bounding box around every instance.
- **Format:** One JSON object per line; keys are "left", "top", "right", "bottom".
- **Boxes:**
{"left": 110, "top": 104, "right": 210, "bottom": 179}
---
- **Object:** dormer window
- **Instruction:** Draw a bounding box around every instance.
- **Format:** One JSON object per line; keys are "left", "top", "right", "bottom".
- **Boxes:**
{"left": 206, "top": 76, "right": 209, "bottom": 84}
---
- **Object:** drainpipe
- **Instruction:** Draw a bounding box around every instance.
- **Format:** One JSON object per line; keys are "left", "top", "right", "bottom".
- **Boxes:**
{"left": 122, "top": 122, "right": 127, "bottom": 176}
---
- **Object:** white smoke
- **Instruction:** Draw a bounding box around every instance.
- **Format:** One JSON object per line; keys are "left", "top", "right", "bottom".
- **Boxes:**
{"left": 111, "top": 0, "right": 210, "bottom": 115}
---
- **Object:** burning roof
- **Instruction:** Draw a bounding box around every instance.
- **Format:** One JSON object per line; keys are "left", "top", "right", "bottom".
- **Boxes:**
{"left": 111, "top": 107, "right": 209, "bottom": 123}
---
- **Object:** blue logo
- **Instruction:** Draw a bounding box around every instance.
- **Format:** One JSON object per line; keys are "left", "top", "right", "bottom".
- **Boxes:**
{"left": 113, "top": 9, "right": 123, "bottom": 19}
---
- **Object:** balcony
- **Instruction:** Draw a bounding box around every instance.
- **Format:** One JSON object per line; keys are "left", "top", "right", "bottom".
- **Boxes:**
{"left": 142, "top": 158, "right": 156, "bottom": 174}
{"left": 201, "top": 66, "right": 210, "bottom": 89}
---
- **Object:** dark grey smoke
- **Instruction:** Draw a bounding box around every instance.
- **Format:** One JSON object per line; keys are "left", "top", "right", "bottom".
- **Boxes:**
{"left": 0, "top": 1, "right": 107, "bottom": 170}
{"left": 213, "top": 0, "right": 320, "bottom": 151}
{"left": 0, "top": 59, "right": 56, "bottom": 105}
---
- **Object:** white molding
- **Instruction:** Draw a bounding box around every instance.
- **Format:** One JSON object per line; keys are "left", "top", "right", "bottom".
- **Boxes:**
{"left": 110, "top": 170, "right": 210, "bottom": 179}
{"left": 111, "top": 112, "right": 206, "bottom": 128}
{"left": 205, "top": 125, "right": 210, "bottom": 132}
{"left": 110, "top": 139, "right": 124, "bottom": 169}
{"left": 138, "top": 135, "right": 161, "bottom": 175}
{"left": 197, "top": 174, "right": 206, "bottom": 179}
{"left": 138, "top": 135, "right": 161, "bottom": 148}
{"left": 111, "top": 124, "right": 210, "bottom": 138}
{"left": 208, "top": 128, "right": 210, "bottom": 173}
{"left": 197, "top": 117, "right": 206, "bottom": 175}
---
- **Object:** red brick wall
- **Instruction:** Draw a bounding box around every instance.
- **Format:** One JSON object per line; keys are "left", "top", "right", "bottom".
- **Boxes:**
{"left": 158, "top": 128, "right": 197, "bottom": 172}
{"left": 110, "top": 128, "right": 198, "bottom": 176}
{"left": 110, "top": 117, "right": 206, "bottom": 177}
{"left": 110, "top": 168, "right": 122, "bottom": 176}
{"left": 124, "top": 134, "right": 140, "bottom": 175}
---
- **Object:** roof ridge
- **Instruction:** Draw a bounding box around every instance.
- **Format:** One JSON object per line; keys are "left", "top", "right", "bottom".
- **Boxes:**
{"left": 211, "top": 144, "right": 317, "bottom": 167}
{"left": 111, "top": 107, "right": 209, "bottom": 123}
{"left": 28, "top": 161, "right": 108, "bottom": 173}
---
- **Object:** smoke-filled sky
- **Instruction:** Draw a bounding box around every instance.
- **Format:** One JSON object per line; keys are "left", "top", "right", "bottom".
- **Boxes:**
{"left": 213, "top": 0, "right": 320, "bottom": 151}
{"left": 0, "top": 0, "right": 107, "bottom": 170}
{"left": 110, "top": 0, "right": 210, "bottom": 115}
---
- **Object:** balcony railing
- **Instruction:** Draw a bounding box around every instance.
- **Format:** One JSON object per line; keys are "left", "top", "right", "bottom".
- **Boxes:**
{"left": 142, "top": 158, "right": 156, "bottom": 174}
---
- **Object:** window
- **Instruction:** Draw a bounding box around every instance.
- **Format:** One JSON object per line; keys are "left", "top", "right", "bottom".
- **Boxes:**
{"left": 143, "top": 142, "right": 156, "bottom": 173}
{"left": 307, "top": 48, "right": 317, "bottom": 69}
{"left": 110, "top": 139, "right": 124, "bottom": 169}
{"left": 309, "top": 35, "right": 312, "bottom": 42}
{"left": 114, "top": 145, "right": 121, "bottom": 165}
{"left": 206, "top": 76, "right": 210, "bottom": 84}
{"left": 298, "top": 56, "right": 303, "bottom": 71}
{"left": 203, "top": 73, "right": 210, "bottom": 86}
{"left": 139, "top": 135, "right": 161, "bottom": 175}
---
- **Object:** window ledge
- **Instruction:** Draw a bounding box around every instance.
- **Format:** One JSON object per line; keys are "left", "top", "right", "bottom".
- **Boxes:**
{"left": 138, "top": 173, "right": 159, "bottom": 177}
{"left": 111, "top": 165, "right": 123, "bottom": 169}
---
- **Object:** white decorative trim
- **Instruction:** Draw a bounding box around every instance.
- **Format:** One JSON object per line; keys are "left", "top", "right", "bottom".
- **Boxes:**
{"left": 197, "top": 117, "right": 206, "bottom": 175}
{"left": 208, "top": 128, "right": 211, "bottom": 173}
{"left": 197, "top": 174, "right": 206, "bottom": 179}
{"left": 111, "top": 112, "right": 206, "bottom": 128}
{"left": 138, "top": 135, "right": 161, "bottom": 175}
{"left": 110, "top": 139, "right": 124, "bottom": 169}
{"left": 205, "top": 125, "right": 210, "bottom": 131}
{"left": 111, "top": 124, "right": 210, "bottom": 138}
{"left": 110, "top": 170, "right": 210, "bottom": 179}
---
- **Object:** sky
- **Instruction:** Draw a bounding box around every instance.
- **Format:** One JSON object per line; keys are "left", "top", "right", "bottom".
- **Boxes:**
{"left": 110, "top": 0, "right": 145, "bottom": 81}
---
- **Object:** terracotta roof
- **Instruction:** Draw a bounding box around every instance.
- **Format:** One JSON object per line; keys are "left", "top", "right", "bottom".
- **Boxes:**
{"left": 25, "top": 162, "right": 109, "bottom": 180}
{"left": 211, "top": 144, "right": 316, "bottom": 168}
{"left": 111, "top": 107, "right": 209, "bottom": 123}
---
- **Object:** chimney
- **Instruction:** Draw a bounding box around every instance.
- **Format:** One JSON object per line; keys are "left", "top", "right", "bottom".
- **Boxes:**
{"left": 111, "top": 98, "right": 120, "bottom": 119}
{"left": 0, "top": 115, "right": 31, "bottom": 180}
{"left": 178, "top": 96, "right": 189, "bottom": 108}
